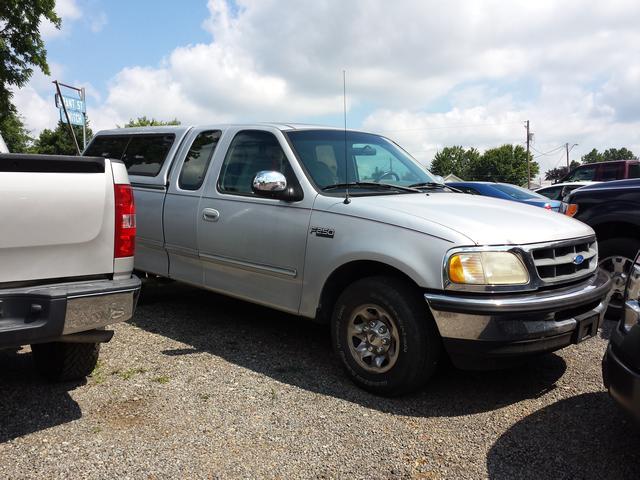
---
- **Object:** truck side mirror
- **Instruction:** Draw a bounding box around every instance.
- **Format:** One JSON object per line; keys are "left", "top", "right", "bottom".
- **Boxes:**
{"left": 252, "top": 170, "right": 302, "bottom": 202}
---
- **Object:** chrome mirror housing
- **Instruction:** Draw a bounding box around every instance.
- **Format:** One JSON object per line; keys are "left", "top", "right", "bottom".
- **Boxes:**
{"left": 252, "top": 170, "right": 287, "bottom": 193}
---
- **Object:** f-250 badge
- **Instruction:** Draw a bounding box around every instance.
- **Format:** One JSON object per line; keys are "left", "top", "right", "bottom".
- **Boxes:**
{"left": 310, "top": 226, "right": 335, "bottom": 238}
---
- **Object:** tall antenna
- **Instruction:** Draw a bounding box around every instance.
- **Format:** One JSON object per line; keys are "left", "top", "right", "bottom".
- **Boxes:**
{"left": 343, "top": 70, "right": 350, "bottom": 205}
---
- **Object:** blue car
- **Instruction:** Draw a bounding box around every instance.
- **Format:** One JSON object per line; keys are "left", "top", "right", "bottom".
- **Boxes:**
{"left": 447, "top": 181, "right": 563, "bottom": 212}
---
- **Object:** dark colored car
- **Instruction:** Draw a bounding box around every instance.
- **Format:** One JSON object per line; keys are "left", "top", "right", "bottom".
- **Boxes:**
{"left": 602, "top": 251, "right": 640, "bottom": 420}
{"left": 447, "top": 181, "right": 563, "bottom": 211}
{"left": 560, "top": 159, "right": 640, "bottom": 183}
{"left": 565, "top": 179, "right": 640, "bottom": 317}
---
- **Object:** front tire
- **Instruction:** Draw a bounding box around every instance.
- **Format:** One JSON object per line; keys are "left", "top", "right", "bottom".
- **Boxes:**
{"left": 599, "top": 237, "right": 640, "bottom": 319}
{"left": 331, "top": 276, "right": 441, "bottom": 396}
{"left": 31, "top": 342, "right": 100, "bottom": 381}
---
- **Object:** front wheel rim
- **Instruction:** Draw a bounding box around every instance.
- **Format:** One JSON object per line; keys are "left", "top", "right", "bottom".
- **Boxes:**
{"left": 600, "top": 255, "right": 635, "bottom": 309}
{"left": 347, "top": 304, "right": 401, "bottom": 374}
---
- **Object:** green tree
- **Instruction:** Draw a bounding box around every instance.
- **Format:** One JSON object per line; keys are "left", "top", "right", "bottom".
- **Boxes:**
{"left": 581, "top": 147, "right": 636, "bottom": 164}
{"left": 430, "top": 146, "right": 479, "bottom": 179}
{"left": 544, "top": 160, "right": 581, "bottom": 182}
{"left": 0, "top": 111, "right": 33, "bottom": 152}
{"left": 602, "top": 147, "right": 635, "bottom": 161}
{"left": 467, "top": 144, "right": 539, "bottom": 185}
{"left": 120, "top": 116, "right": 181, "bottom": 128}
{"left": 31, "top": 120, "right": 93, "bottom": 155}
{"left": 0, "top": 1, "right": 60, "bottom": 115}
{"left": 581, "top": 149, "right": 604, "bottom": 164}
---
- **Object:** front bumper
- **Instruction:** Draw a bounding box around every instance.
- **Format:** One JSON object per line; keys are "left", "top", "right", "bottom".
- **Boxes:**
{"left": 0, "top": 276, "right": 141, "bottom": 349}
{"left": 603, "top": 344, "right": 640, "bottom": 420}
{"left": 425, "top": 269, "right": 612, "bottom": 369}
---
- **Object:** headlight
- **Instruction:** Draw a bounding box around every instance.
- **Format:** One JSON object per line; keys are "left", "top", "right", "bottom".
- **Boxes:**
{"left": 448, "top": 251, "right": 529, "bottom": 285}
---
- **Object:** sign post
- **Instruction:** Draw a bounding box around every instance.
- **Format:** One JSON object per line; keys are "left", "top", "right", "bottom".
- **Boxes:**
{"left": 53, "top": 81, "right": 88, "bottom": 155}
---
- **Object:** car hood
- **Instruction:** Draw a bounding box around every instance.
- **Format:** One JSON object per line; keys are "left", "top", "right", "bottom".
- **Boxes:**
{"left": 321, "top": 192, "right": 594, "bottom": 246}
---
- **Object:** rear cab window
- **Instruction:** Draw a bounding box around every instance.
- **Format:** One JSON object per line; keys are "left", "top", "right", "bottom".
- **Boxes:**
{"left": 84, "top": 136, "right": 130, "bottom": 159}
{"left": 84, "top": 134, "right": 176, "bottom": 177}
{"left": 122, "top": 135, "right": 175, "bottom": 177}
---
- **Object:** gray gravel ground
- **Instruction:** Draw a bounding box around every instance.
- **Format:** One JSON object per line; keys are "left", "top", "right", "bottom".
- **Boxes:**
{"left": 1, "top": 281, "right": 639, "bottom": 479}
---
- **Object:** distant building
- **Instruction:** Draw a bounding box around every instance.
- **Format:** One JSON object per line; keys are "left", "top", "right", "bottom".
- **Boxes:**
{"left": 443, "top": 173, "right": 463, "bottom": 182}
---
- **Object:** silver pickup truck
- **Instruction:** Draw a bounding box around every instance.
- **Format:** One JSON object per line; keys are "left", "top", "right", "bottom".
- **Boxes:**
{"left": 85, "top": 124, "right": 611, "bottom": 395}
{"left": 0, "top": 153, "right": 141, "bottom": 381}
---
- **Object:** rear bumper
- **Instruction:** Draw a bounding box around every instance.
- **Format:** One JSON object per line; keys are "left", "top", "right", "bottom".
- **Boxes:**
{"left": 603, "top": 345, "right": 640, "bottom": 420}
{"left": 425, "top": 269, "right": 612, "bottom": 369}
{"left": 0, "top": 276, "right": 141, "bottom": 349}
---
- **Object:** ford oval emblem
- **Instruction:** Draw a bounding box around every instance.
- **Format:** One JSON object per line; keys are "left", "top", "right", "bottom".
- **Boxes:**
{"left": 573, "top": 254, "right": 585, "bottom": 265}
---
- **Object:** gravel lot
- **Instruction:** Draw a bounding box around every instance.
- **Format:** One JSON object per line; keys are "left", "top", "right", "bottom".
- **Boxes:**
{"left": 1, "top": 280, "right": 639, "bottom": 479}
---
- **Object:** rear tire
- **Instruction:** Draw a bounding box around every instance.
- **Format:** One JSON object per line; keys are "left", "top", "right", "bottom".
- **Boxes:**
{"left": 331, "top": 276, "right": 441, "bottom": 396}
{"left": 31, "top": 342, "right": 100, "bottom": 381}
{"left": 599, "top": 237, "right": 640, "bottom": 319}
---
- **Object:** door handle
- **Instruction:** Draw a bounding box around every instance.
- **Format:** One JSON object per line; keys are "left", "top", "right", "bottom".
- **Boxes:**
{"left": 202, "top": 208, "right": 220, "bottom": 222}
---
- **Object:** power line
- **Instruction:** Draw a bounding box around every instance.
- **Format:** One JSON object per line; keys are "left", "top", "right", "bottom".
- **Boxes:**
{"left": 531, "top": 145, "right": 565, "bottom": 157}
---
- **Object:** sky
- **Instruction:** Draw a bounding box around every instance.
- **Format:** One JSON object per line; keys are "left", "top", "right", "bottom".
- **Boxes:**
{"left": 11, "top": 0, "right": 640, "bottom": 178}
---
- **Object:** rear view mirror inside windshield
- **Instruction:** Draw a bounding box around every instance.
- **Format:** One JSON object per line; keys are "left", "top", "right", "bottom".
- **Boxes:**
{"left": 352, "top": 144, "right": 377, "bottom": 156}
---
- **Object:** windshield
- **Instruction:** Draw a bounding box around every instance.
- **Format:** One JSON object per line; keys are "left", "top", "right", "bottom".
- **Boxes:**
{"left": 285, "top": 130, "right": 437, "bottom": 192}
{"left": 491, "top": 183, "right": 547, "bottom": 200}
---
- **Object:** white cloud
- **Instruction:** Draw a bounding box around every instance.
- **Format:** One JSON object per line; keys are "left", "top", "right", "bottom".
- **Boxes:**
{"left": 41, "top": 0, "right": 82, "bottom": 39}
{"left": 89, "top": 11, "right": 108, "bottom": 33}
{"left": 15, "top": 0, "right": 640, "bottom": 177}
{"left": 11, "top": 64, "right": 67, "bottom": 134}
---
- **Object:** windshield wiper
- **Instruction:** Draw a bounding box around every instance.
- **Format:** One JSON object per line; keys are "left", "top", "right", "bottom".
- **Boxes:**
{"left": 409, "top": 182, "right": 460, "bottom": 192}
{"left": 321, "top": 182, "right": 421, "bottom": 193}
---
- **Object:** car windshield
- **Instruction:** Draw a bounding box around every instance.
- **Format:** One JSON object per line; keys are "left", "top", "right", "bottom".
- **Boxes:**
{"left": 491, "top": 183, "right": 547, "bottom": 200}
{"left": 565, "top": 165, "right": 596, "bottom": 182}
{"left": 285, "top": 130, "right": 437, "bottom": 193}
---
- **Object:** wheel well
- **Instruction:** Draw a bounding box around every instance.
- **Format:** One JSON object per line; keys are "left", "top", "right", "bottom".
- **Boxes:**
{"left": 315, "top": 260, "right": 420, "bottom": 324}
{"left": 592, "top": 222, "right": 640, "bottom": 243}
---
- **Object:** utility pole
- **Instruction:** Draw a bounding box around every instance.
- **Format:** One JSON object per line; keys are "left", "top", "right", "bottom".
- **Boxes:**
{"left": 565, "top": 143, "right": 578, "bottom": 170}
{"left": 525, "top": 120, "right": 531, "bottom": 189}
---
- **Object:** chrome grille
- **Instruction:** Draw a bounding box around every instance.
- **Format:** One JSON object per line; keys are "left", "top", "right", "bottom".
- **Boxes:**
{"left": 530, "top": 238, "right": 598, "bottom": 284}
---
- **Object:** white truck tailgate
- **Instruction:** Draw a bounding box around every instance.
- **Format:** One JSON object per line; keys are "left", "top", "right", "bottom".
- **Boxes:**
{"left": 0, "top": 156, "right": 115, "bottom": 283}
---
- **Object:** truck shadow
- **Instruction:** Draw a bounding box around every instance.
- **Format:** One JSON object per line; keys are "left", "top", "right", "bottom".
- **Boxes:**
{"left": 135, "top": 281, "right": 569, "bottom": 417}
{"left": 487, "top": 392, "right": 640, "bottom": 479}
{"left": 0, "top": 349, "right": 82, "bottom": 443}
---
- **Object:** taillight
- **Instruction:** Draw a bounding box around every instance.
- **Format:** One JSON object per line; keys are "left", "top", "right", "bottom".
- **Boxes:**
{"left": 565, "top": 203, "right": 579, "bottom": 217}
{"left": 114, "top": 184, "right": 136, "bottom": 258}
{"left": 543, "top": 203, "right": 552, "bottom": 210}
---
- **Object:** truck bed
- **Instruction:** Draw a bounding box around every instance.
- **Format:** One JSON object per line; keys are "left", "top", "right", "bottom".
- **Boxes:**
{"left": 0, "top": 154, "right": 119, "bottom": 284}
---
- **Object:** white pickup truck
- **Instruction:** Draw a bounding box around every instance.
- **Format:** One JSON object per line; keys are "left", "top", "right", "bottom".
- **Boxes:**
{"left": 0, "top": 153, "right": 141, "bottom": 381}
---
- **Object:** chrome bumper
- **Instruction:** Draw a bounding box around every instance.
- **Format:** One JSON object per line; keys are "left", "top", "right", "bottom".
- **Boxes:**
{"left": 0, "top": 276, "right": 141, "bottom": 348}
{"left": 62, "top": 279, "right": 140, "bottom": 334}
{"left": 424, "top": 269, "right": 612, "bottom": 367}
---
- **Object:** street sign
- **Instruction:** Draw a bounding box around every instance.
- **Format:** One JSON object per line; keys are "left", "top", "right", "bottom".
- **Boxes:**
{"left": 55, "top": 94, "right": 85, "bottom": 113}
{"left": 59, "top": 109, "right": 84, "bottom": 126}
{"left": 52, "top": 80, "right": 88, "bottom": 154}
